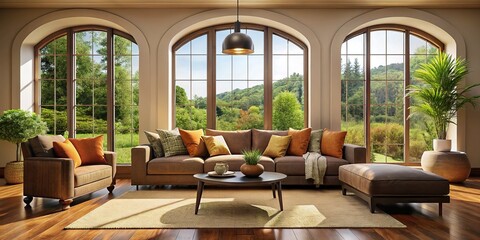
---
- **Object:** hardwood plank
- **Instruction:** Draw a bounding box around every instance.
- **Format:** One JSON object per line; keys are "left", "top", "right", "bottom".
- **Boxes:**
{"left": 175, "top": 229, "right": 196, "bottom": 240}
{"left": 0, "top": 178, "right": 478, "bottom": 240}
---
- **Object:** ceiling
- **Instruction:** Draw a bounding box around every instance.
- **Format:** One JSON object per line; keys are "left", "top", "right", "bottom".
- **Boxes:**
{"left": 1, "top": 0, "right": 480, "bottom": 9}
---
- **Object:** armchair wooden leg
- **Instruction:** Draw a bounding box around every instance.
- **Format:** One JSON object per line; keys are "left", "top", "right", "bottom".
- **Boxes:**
{"left": 107, "top": 185, "right": 115, "bottom": 193}
{"left": 23, "top": 196, "right": 33, "bottom": 206}
{"left": 60, "top": 199, "right": 73, "bottom": 210}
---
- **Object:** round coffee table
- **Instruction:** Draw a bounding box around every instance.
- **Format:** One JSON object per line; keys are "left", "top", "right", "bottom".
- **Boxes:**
{"left": 193, "top": 171, "right": 287, "bottom": 214}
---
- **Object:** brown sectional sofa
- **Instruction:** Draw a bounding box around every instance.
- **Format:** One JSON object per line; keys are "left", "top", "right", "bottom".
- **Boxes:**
{"left": 131, "top": 129, "right": 366, "bottom": 186}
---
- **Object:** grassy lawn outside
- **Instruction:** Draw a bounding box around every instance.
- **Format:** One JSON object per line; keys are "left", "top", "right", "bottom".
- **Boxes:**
{"left": 372, "top": 152, "right": 404, "bottom": 163}
{"left": 76, "top": 133, "right": 138, "bottom": 164}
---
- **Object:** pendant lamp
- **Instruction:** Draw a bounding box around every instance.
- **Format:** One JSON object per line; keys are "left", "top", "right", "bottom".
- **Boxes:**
{"left": 222, "top": 0, "right": 254, "bottom": 55}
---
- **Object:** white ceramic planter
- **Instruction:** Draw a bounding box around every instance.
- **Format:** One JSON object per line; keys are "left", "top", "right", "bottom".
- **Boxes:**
{"left": 433, "top": 139, "right": 451, "bottom": 152}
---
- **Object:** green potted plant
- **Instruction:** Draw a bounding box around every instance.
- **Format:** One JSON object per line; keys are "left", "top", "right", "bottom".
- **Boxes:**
{"left": 240, "top": 149, "right": 264, "bottom": 177}
{"left": 408, "top": 52, "right": 480, "bottom": 152}
{"left": 0, "top": 109, "right": 48, "bottom": 184}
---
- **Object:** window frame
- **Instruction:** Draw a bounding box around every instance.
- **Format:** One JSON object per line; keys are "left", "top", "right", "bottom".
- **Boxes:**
{"left": 343, "top": 24, "right": 444, "bottom": 165}
{"left": 172, "top": 23, "right": 309, "bottom": 130}
{"left": 34, "top": 25, "right": 137, "bottom": 156}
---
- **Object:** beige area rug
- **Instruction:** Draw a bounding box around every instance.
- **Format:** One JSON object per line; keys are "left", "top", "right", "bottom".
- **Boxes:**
{"left": 65, "top": 188, "right": 405, "bottom": 229}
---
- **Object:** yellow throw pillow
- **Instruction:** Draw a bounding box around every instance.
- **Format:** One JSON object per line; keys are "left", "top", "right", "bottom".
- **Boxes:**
{"left": 321, "top": 129, "right": 347, "bottom": 158}
{"left": 202, "top": 135, "right": 231, "bottom": 156}
{"left": 263, "top": 135, "right": 292, "bottom": 158}
{"left": 287, "top": 128, "right": 312, "bottom": 156}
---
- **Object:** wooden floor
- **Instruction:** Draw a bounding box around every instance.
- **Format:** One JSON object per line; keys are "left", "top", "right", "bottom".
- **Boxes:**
{"left": 1, "top": 178, "right": 479, "bottom": 240}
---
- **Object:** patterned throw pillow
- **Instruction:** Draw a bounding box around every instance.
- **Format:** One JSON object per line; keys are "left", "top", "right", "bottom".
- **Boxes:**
{"left": 156, "top": 128, "right": 188, "bottom": 157}
{"left": 144, "top": 131, "right": 164, "bottom": 157}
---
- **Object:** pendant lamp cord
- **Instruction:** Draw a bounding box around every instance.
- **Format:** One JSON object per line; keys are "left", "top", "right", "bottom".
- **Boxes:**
{"left": 236, "top": 0, "right": 239, "bottom": 22}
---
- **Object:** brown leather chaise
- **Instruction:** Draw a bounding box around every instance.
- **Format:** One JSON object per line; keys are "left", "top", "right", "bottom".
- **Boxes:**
{"left": 21, "top": 136, "right": 116, "bottom": 210}
{"left": 339, "top": 164, "right": 450, "bottom": 215}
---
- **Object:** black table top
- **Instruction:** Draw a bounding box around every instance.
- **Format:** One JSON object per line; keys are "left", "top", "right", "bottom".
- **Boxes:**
{"left": 194, "top": 171, "right": 287, "bottom": 185}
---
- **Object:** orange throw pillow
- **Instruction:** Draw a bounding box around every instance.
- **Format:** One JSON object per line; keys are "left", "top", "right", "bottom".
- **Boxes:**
{"left": 70, "top": 135, "right": 106, "bottom": 165}
{"left": 321, "top": 129, "right": 347, "bottom": 158}
{"left": 53, "top": 139, "right": 82, "bottom": 168}
{"left": 287, "top": 128, "right": 312, "bottom": 156}
{"left": 179, "top": 129, "right": 208, "bottom": 157}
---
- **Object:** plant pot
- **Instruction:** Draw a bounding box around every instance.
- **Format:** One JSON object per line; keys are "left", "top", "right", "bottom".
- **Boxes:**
{"left": 4, "top": 161, "right": 24, "bottom": 184}
{"left": 240, "top": 163, "right": 264, "bottom": 178}
{"left": 433, "top": 139, "right": 451, "bottom": 152}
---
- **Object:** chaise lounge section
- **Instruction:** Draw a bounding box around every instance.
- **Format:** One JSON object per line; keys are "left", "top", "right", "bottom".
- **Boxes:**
{"left": 132, "top": 129, "right": 367, "bottom": 186}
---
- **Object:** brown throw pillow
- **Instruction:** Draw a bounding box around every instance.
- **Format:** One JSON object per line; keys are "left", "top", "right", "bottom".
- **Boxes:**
{"left": 287, "top": 128, "right": 312, "bottom": 156}
{"left": 70, "top": 135, "right": 107, "bottom": 165}
{"left": 321, "top": 129, "right": 347, "bottom": 158}
{"left": 53, "top": 139, "right": 82, "bottom": 168}
{"left": 263, "top": 135, "right": 292, "bottom": 158}
{"left": 29, "top": 135, "right": 66, "bottom": 157}
{"left": 179, "top": 129, "right": 208, "bottom": 157}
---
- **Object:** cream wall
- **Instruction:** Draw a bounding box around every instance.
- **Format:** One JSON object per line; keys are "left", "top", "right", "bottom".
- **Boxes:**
{"left": 1, "top": 7, "right": 479, "bottom": 168}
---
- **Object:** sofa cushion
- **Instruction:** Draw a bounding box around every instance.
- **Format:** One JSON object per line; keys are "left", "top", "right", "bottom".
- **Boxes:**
{"left": 204, "top": 154, "right": 275, "bottom": 172}
{"left": 74, "top": 164, "right": 112, "bottom": 187}
{"left": 324, "top": 156, "right": 349, "bottom": 176}
{"left": 147, "top": 155, "right": 204, "bottom": 175}
{"left": 29, "top": 135, "right": 66, "bottom": 157}
{"left": 252, "top": 129, "right": 288, "bottom": 153}
{"left": 206, "top": 129, "right": 251, "bottom": 154}
{"left": 274, "top": 155, "right": 349, "bottom": 176}
{"left": 287, "top": 128, "right": 312, "bottom": 156}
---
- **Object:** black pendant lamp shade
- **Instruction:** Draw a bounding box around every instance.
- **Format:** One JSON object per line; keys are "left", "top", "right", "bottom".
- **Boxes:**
{"left": 222, "top": 0, "right": 254, "bottom": 55}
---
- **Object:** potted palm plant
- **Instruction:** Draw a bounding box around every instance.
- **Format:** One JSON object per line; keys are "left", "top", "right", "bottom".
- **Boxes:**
{"left": 408, "top": 52, "right": 480, "bottom": 151}
{"left": 0, "top": 109, "right": 48, "bottom": 184}
{"left": 240, "top": 149, "right": 264, "bottom": 177}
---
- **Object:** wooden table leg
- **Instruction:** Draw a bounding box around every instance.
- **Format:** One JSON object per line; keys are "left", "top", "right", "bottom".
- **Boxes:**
{"left": 195, "top": 181, "right": 205, "bottom": 215}
{"left": 271, "top": 183, "right": 276, "bottom": 198}
{"left": 277, "top": 182, "right": 283, "bottom": 211}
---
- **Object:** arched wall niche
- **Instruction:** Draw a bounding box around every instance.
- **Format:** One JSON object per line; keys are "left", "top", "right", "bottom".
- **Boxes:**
{"left": 331, "top": 8, "right": 466, "bottom": 151}
{"left": 156, "top": 9, "right": 322, "bottom": 130}
{"left": 11, "top": 9, "right": 150, "bottom": 134}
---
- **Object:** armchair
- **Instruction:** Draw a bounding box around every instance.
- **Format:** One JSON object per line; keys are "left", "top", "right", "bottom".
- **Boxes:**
{"left": 21, "top": 140, "right": 116, "bottom": 210}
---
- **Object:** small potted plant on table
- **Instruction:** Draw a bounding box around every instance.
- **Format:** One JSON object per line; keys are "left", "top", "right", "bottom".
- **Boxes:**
{"left": 240, "top": 149, "right": 264, "bottom": 178}
{"left": 0, "top": 109, "right": 48, "bottom": 184}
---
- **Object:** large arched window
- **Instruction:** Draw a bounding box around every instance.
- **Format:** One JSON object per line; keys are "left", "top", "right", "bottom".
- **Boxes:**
{"left": 341, "top": 24, "right": 443, "bottom": 164}
{"left": 173, "top": 24, "right": 308, "bottom": 130}
{"left": 35, "top": 26, "right": 139, "bottom": 164}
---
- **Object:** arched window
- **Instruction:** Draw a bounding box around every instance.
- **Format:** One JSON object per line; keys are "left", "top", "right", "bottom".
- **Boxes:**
{"left": 35, "top": 26, "right": 139, "bottom": 164}
{"left": 173, "top": 24, "right": 308, "bottom": 130}
{"left": 341, "top": 24, "right": 443, "bottom": 164}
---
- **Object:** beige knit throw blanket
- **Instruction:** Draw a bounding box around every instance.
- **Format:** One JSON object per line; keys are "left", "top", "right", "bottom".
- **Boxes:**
{"left": 303, "top": 152, "right": 327, "bottom": 186}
